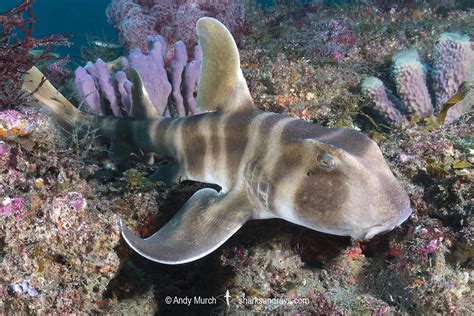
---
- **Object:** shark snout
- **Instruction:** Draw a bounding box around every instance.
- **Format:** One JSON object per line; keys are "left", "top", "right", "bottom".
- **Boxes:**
{"left": 363, "top": 205, "right": 412, "bottom": 240}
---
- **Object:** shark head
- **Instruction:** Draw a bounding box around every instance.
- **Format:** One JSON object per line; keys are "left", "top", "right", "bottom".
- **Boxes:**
{"left": 272, "top": 126, "right": 412, "bottom": 240}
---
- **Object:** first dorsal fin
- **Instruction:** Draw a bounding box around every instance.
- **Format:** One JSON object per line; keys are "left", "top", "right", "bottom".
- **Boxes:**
{"left": 196, "top": 17, "right": 254, "bottom": 112}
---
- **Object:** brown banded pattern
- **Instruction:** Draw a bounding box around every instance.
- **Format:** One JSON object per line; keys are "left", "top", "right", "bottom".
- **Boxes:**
{"left": 24, "top": 18, "right": 412, "bottom": 264}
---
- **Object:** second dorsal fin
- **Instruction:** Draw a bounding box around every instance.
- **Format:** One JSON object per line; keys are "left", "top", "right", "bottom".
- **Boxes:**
{"left": 196, "top": 17, "right": 254, "bottom": 112}
{"left": 126, "top": 68, "right": 160, "bottom": 118}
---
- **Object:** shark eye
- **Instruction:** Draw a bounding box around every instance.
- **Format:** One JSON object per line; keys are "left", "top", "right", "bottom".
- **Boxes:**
{"left": 317, "top": 153, "right": 336, "bottom": 171}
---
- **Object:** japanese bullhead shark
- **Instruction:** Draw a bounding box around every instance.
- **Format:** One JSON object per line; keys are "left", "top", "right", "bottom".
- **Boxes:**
{"left": 22, "top": 17, "right": 412, "bottom": 264}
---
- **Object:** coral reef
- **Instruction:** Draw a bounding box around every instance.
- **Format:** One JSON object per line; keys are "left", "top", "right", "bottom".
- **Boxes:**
{"left": 0, "top": 110, "right": 34, "bottom": 139}
{"left": 361, "top": 32, "right": 472, "bottom": 125}
{"left": 0, "top": 0, "right": 69, "bottom": 108}
{"left": 118, "top": 3, "right": 471, "bottom": 314}
{"left": 106, "top": 0, "right": 246, "bottom": 51}
{"left": 0, "top": 109, "right": 123, "bottom": 313}
{"left": 74, "top": 36, "right": 202, "bottom": 117}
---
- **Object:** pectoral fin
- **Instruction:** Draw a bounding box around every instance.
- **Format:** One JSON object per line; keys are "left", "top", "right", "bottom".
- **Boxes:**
{"left": 120, "top": 188, "right": 252, "bottom": 264}
{"left": 147, "top": 161, "right": 182, "bottom": 185}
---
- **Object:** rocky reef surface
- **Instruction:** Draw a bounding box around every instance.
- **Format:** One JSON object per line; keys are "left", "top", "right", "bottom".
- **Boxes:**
{"left": 1, "top": 2, "right": 472, "bottom": 314}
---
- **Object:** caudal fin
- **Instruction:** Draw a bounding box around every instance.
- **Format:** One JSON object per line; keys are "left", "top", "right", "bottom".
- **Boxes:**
{"left": 22, "top": 66, "right": 87, "bottom": 129}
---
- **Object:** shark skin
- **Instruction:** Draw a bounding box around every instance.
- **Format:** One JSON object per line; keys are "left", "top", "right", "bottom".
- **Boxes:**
{"left": 22, "top": 17, "right": 412, "bottom": 265}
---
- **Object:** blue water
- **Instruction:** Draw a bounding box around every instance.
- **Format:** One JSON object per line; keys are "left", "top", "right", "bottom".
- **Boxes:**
{"left": 0, "top": 0, "right": 118, "bottom": 57}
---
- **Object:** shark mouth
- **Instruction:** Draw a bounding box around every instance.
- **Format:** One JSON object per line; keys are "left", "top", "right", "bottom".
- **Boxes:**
{"left": 363, "top": 205, "right": 412, "bottom": 240}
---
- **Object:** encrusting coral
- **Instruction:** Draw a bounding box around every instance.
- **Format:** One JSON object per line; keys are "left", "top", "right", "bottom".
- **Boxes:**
{"left": 0, "top": 108, "right": 124, "bottom": 313}
{"left": 74, "top": 35, "right": 202, "bottom": 117}
{"left": 361, "top": 32, "right": 472, "bottom": 124}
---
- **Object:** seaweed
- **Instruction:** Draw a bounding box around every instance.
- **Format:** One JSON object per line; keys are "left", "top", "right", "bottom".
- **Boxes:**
{"left": 0, "top": 0, "right": 69, "bottom": 108}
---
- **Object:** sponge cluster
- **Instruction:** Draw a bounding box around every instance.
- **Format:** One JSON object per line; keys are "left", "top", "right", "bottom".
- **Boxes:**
{"left": 74, "top": 36, "right": 202, "bottom": 118}
{"left": 361, "top": 33, "right": 472, "bottom": 124}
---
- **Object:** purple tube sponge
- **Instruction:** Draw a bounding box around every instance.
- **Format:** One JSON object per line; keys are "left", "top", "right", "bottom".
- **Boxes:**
{"left": 391, "top": 49, "right": 433, "bottom": 119}
{"left": 361, "top": 33, "right": 471, "bottom": 125}
{"left": 74, "top": 36, "right": 202, "bottom": 118}
{"left": 115, "top": 71, "right": 132, "bottom": 113}
{"left": 74, "top": 67, "right": 102, "bottom": 115}
{"left": 170, "top": 41, "right": 188, "bottom": 116}
{"left": 127, "top": 36, "right": 172, "bottom": 115}
{"left": 432, "top": 33, "right": 472, "bottom": 109}
{"left": 85, "top": 59, "right": 123, "bottom": 117}
{"left": 183, "top": 45, "right": 203, "bottom": 116}
{"left": 361, "top": 77, "right": 404, "bottom": 123}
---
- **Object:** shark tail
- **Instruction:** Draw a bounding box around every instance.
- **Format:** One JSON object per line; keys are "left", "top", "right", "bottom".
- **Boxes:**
{"left": 22, "top": 66, "right": 92, "bottom": 130}
{"left": 23, "top": 66, "right": 139, "bottom": 163}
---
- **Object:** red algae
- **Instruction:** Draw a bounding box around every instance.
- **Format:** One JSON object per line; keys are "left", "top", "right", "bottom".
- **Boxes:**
{"left": 0, "top": 0, "right": 69, "bottom": 108}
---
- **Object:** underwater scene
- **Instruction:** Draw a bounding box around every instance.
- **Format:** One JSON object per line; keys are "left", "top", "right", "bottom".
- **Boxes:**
{"left": 0, "top": 0, "right": 473, "bottom": 314}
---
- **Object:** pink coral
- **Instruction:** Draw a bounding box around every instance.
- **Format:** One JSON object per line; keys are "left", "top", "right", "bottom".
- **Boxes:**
{"left": 0, "top": 109, "right": 33, "bottom": 137}
{"left": 318, "top": 18, "right": 355, "bottom": 62}
{"left": 44, "top": 58, "right": 71, "bottom": 88}
{"left": 68, "top": 193, "right": 86, "bottom": 212}
{"left": 0, "top": 196, "right": 25, "bottom": 218}
{"left": 106, "top": 0, "right": 245, "bottom": 51}
{"left": 419, "top": 237, "right": 444, "bottom": 256}
{"left": 106, "top": 0, "right": 156, "bottom": 51}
